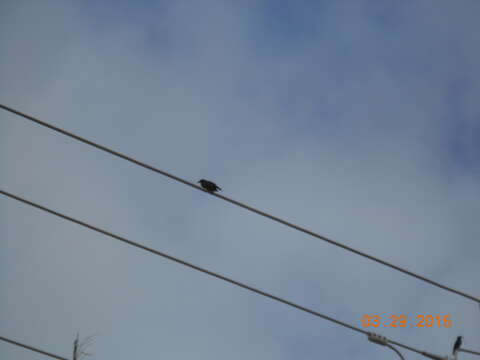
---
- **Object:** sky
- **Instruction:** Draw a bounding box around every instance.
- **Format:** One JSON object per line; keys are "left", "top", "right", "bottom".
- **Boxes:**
{"left": 1, "top": 1, "right": 479, "bottom": 359}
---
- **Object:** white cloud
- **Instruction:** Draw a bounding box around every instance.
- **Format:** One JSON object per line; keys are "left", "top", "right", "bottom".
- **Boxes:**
{"left": 1, "top": 1, "right": 479, "bottom": 359}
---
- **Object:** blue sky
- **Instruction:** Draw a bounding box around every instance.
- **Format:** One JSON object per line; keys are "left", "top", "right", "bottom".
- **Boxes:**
{"left": 1, "top": 1, "right": 479, "bottom": 359}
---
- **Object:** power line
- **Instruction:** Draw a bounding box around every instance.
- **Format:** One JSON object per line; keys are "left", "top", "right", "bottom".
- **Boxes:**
{"left": 0, "top": 189, "right": 363, "bottom": 334}
{"left": 1, "top": 103, "right": 479, "bottom": 304}
{"left": 459, "top": 348, "right": 480, "bottom": 357}
{"left": 0, "top": 335, "right": 69, "bottom": 360}
{"left": 0, "top": 189, "right": 446, "bottom": 359}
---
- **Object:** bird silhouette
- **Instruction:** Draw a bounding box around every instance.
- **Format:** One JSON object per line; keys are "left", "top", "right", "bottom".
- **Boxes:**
{"left": 453, "top": 336, "right": 463, "bottom": 355}
{"left": 198, "top": 179, "right": 222, "bottom": 193}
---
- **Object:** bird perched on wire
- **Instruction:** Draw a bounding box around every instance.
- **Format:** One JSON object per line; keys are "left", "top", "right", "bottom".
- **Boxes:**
{"left": 198, "top": 179, "right": 222, "bottom": 193}
{"left": 452, "top": 336, "right": 463, "bottom": 355}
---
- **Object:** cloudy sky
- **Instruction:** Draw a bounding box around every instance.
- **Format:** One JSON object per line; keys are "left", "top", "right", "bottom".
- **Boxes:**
{"left": 1, "top": 1, "right": 479, "bottom": 359}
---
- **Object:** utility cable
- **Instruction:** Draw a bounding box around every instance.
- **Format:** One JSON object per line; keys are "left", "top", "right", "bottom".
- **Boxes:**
{"left": 386, "top": 344, "right": 406, "bottom": 360}
{"left": 1, "top": 103, "right": 479, "bottom": 305}
{"left": 459, "top": 349, "right": 480, "bottom": 357}
{"left": 0, "top": 335, "right": 69, "bottom": 360}
{"left": 0, "top": 189, "right": 448, "bottom": 359}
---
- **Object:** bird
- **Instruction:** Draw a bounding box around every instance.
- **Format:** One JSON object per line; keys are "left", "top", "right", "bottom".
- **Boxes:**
{"left": 452, "top": 336, "right": 463, "bottom": 355}
{"left": 198, "top": 179, "right": 222, "bottom": 193}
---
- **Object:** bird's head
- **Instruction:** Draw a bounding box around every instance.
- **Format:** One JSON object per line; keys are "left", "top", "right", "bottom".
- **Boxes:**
{"left": 198, "top": 179, "right": 205, "bottom": 183}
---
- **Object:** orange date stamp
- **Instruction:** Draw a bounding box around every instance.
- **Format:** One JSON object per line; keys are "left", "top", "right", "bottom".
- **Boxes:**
{"left": 361, "top": 314, "right": 452, "bottom": 328}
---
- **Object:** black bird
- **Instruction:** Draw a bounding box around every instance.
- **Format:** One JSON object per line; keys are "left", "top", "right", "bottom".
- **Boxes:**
{"left": 198, "top": 179, "right": 222, "bottom": 193}
{"left": 453, "top": 336, "right": 463, "bottom": 355}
